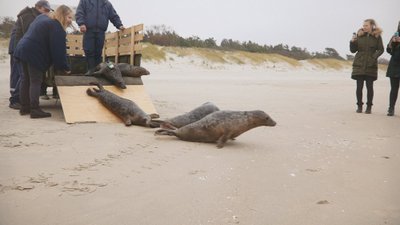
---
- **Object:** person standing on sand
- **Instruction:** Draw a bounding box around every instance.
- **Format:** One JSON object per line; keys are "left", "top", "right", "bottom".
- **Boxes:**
{"left": 386, "top": 21, "right": 400, "bottom": 117}
{"left": 13, "top": 5, "right": 72, "bottom": 119}
{"left": 8, "top": 0, "right": 52, "bottom": 110}
{"left": 75, "top": 0, "right": 125, "bottom": 75}
{"left": 350, "top": 19, "right": 384, "bottom": 114}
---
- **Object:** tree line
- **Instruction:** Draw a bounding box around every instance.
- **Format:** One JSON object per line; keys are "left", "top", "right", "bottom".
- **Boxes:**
{"left": 0, "top": 17, "right": 15, "bottom": 38}
{"left": 1, "top": 19, "right": 383, "bottom": 63}
{"left": 144, "top": 25, "right": 345, "bottom": 61}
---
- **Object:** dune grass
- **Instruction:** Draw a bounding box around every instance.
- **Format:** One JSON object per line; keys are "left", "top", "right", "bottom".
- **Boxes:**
{"left": 140, "top": 43, "right": 389, "bottom": 71}
{"left": 141, "top": 43, "right": 167, "bottom": 62}
{"left": 306, "top": 58, "right": 351, "bottom": 70}
{"left": 164, "top": 46, "right": 227, "bottom": 63}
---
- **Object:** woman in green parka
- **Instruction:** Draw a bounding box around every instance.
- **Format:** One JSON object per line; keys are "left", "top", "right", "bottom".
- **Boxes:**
{"left": 386, "top": 21, "right": 400, "bottom": 116}
{"left": 350, "top": 19, "right": 384, "bottom": 114}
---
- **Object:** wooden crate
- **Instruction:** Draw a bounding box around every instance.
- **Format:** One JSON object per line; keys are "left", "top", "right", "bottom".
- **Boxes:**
{"left": 66, "top": 24, "right": 144, "bottom": 66}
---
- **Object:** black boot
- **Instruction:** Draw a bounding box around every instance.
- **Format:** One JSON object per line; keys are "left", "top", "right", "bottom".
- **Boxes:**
{"left": 387, "top": 107, "right": 395, "bottom": 116}
{"left": 365, "top": 105, "right": 372, "bottom": 114}
{"left": 356, "top": 105, "right": 363, "bottom": 113}
{"left": 30, "top": 108, "right": 51, "bottom": 119}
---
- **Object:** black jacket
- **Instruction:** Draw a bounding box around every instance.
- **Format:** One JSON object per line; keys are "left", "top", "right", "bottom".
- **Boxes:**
{"left": 386, "top": 25, "right": 400, "bottom": 78}
{"left": 14, "top": 7, "right": 41, "bottom": 49}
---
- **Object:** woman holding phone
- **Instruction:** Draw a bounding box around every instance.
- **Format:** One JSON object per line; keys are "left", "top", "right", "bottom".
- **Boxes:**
{"left": 350, "top": 19, "right": 384, "bottom": 114}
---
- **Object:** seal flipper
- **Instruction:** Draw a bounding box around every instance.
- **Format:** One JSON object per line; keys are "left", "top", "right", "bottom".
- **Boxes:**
{"left": 216, "top": 134, "right": 229, "bottom": 149}
{"left": 148, "top": 119, "right": 163, "bottom": 128}
{"left": 157, "top": 121, "right": 178, "bottom": 130}
{"left": 154, "top": 129, "right": 178, "bottom": 137}
{"left": 148, "top": 113, "right": 160, "bottom": 119}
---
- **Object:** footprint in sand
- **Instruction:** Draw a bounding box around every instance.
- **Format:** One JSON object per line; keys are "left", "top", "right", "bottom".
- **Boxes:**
{"left": 317, "top": 200, "right": 330, "bottom": 205}
{"left": 61, "top": 180, "right": 108, "bottom": 196}
{"left": 306, "top": 168, "right": 322, "bottom": 173}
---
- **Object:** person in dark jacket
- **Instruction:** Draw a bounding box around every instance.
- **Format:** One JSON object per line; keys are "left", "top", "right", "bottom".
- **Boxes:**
{"left": 8, "top": 0, "right": 52, "bottom": 110}
{"left": 350, "top": 19, "right": 384, "bottom": 114}
{"left": 13, "top": 5, "right": 72, "bottom": 119}
{"left": 386, "top": 21, "right": 400, "bottom": 116}
{"left": 8, "top": 27, "right": 23, "bottom": 109}
{"left": 75, "top": 0, "right": 125, "bottom": 75}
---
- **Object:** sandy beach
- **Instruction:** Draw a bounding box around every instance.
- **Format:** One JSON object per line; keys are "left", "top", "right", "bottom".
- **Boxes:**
{"left": 0, "top": 58, "right": 399, "bottom": 225}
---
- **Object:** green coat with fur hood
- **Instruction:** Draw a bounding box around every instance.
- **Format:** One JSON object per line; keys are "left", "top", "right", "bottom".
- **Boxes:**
{"left": 350, "top": 28, "right": 384, "bottom": 80}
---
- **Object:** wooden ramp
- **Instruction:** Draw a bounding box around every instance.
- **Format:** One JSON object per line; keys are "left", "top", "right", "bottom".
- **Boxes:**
{"left": 55, "top": 76, "right": 158, "bottom": 124}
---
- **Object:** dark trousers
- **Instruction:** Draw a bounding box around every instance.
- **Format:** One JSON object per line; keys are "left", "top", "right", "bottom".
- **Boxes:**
{"left": 356, "top": 76, "right": 375, "bottom": 106}
{"left": 9, "top": 56, "right": 23, "bottom": 104}
{"left": 19, "top": 63, "right": 45, "bottom": 109}
{"left": 83, "top": 31, "right": 105, "bottom": 71}
{"left": 389, "top": 77, "right": 400, "bottom": 108}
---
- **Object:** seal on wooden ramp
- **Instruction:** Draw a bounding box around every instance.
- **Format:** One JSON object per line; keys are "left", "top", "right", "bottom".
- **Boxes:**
{"left": 86, "top": 82, "right": 159, "bottom": 128}
{"left": 93, "top": 62, "right": 126, "bottom": 89}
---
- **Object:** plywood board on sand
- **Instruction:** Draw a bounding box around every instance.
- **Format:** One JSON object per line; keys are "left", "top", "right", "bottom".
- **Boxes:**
{"left": 57, "top": 85, "right": 158, "bottom": 124}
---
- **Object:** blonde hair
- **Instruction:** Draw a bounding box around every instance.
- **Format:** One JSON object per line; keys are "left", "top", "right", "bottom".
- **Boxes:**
{"left": 49, "top": 5, "right": 72, "bottom": 30}
{"left": 364, "top": 19, "right": 378, "bottom": 31}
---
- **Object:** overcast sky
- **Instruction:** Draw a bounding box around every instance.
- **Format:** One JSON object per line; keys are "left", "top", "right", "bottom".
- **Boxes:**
{"left": 0, "top": 0, "right": 399, "bottom": 58}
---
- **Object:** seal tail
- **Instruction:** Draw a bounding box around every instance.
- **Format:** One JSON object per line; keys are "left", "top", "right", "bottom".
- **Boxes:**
{"left": 154, "top": 129, "right": 178, "bottom": 137}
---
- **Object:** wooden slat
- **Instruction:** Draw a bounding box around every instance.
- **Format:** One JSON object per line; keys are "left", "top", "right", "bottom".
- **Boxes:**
{"left": 134, "top": 33, "right": 144, "bottom": 41}
{"left": 105, "top": 48, "right": 118, "bottom": 56}
{"left": 119, "top": 30, "right": 130, "bottom": 37}
{"left": 134, "top": 45, "right": 143, "bottom": 51}
{"left": 134, "top": 24, "right": 143, "bottom": 32}
{"left": 105, "top": 40, "right": 118, "bottom": 47}
{"left": 118, "top": 45, "right": 131, "bottom": 54}
{"left": 67, "top": 35, "right": 83, "bottom": 42}
{"left": 105, "top": 32, "right": 118, "bottom": 39}
{"left": 67, "top": 49, "right": 85, "bottom": 55}
{"left": 119, "top": 39, "right": 132, "bottom": 46}
{"left": 67, "top": 42, "right": 83, "bottom": 48}
{"left": 55, "top": 76, "right": 143, "bottom": 86}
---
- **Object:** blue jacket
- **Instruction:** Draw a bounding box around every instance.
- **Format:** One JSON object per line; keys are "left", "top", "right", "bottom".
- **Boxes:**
{"left": 13, "top": 14, "right": 70, "bottom": 72}
{"left": 75, "top": 0, "right": 123, "bottom": 32}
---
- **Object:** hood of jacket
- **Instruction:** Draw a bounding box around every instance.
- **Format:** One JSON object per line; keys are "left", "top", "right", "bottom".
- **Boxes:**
{"left": 17, "top": 7, "right": 39, "bottom": 18}
{"left": 357, "top": 27, "right": 383, "bottom": 38}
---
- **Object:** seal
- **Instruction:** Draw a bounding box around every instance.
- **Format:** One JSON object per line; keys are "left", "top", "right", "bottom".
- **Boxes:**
{"left": 117, "top": 63, "right": 150, "bottom": 77}
{"left": 93, "top": 62, "right": 126, "bottom": 89}
{"left": 155, "top": 110, "right": 276, "bottom": 148}
{"left": 160, "top": 102, "right": 220, "bottom": 129}
{"left": 86, "top": 82, "right": 159, "bottom": 128}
